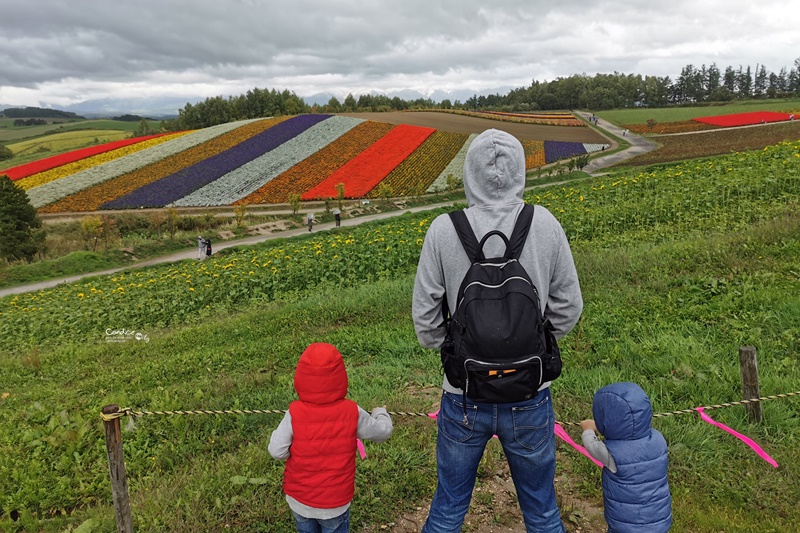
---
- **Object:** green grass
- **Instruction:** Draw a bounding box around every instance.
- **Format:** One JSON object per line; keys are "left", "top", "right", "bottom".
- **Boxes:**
{"left": 599, "top": 98, "right": 800, "bottom": 125}
{"left": 0, "top": 251, "right": 135, "bottom": 288}
{"left": 1, "top": 205, "right": 798, "bottom": 532}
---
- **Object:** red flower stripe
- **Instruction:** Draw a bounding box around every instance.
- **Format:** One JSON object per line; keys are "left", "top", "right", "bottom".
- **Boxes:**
{"left": 693, "top": 111, "right": 793, "bottom": 128}
{"left": 366, "top": 130, "right": 467, "bottom": 198}
{"left": 1, "top": 133, "right": 172, "bottom": 181}
{"left": 301, "top": 124, "right": 435, "bottom": 200}
{"left": 236, "top": 121, "right": 395, "bottom": 205}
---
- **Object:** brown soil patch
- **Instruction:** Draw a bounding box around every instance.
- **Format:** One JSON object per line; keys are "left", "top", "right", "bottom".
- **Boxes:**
{"left": 367, "top": 447, "right": 606, "bottom": 533}
{"left": 338, "top": 112, "right": 607, "bottom": 144}
{"left": 247, "top": 221, "right": 292, "bottom": 235}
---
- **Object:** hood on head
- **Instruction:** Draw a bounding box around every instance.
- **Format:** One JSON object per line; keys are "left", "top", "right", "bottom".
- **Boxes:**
{"left": 463, "top": 129, "right": 526, "bottom": 207}
{"left": 294, "top": 342, "right": 348, "bottom": 405}
{"left": 593, "top": 382, "right": 653, "bottom": 440}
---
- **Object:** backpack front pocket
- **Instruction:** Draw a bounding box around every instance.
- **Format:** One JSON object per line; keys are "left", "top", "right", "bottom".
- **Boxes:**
{"left": 464, "top": 357, "right": 543, "bottom": 403}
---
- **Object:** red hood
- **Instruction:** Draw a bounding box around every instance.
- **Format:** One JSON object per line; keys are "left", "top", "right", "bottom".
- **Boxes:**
{"left": 294, "top": 343, "right": 349, "bottom": 405}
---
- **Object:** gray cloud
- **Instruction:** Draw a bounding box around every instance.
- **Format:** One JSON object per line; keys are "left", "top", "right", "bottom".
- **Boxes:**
{"left": 1, "top": 0, "right": 797, "bottom": 107}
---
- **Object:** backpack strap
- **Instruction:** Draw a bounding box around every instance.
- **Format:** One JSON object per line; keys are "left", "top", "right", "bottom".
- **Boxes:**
{"left": 448, "top": 210, "right": 483, "bottom": 262}
{"left": 507, "top": 204, "right": 535, "bottom": 260}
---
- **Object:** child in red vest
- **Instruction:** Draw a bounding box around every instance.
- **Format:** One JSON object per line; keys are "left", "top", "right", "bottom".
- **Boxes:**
{"left": 269, "top": 342, "right": 393, "bottom": 532}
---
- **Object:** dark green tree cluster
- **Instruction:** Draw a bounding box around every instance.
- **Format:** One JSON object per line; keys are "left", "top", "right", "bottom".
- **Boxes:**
{"left": 1, "top": 107, "right": 83, "bottom": 119}
{"left": 13, "top": 118, "right": 47, "bottom": 126}
{"left": 162, "top": 88, "right": 311, "bottom": 130}
{"left": 0, "top": 175, "right": 45, "bottom": 262}
{"left": 112, "top": 114, "right": 152, "bottom": 122}
{"left": 500, "top": 58, "right": 800, "bottom": 111}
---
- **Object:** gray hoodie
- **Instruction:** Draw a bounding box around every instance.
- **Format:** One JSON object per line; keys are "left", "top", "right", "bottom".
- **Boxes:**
{"left": 411, "top": 128, "right": 583, "bottom": 394}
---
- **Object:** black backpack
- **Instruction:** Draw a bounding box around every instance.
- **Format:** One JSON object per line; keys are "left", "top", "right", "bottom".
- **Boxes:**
{"left": 441, "top": 204, "right": 561, "bottom": 406}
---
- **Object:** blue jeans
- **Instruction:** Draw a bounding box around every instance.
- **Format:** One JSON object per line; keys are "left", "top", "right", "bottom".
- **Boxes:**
{"left": 293, "top": 509, "right": 350, "bottom": 533}
{"left": 422, "top": 389, "right": 564, "bottom": 533}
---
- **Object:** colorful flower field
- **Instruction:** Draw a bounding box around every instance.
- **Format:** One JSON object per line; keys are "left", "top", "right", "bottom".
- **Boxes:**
{"left": 2, "top": 114, "right": 611, "bottom": 212}
{"left": 428, "top": 109, "right": 586, "bottom": 127}
{"left": 693, "top": 111, "right": 794, "bottom": 127}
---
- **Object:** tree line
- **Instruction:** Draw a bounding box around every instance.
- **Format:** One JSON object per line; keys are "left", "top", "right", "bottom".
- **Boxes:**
{"left": 1, "top": 107, "right": 83, "bottom": 119}
{"left": 162, "top": 58, "right": 800, "bottom": 130}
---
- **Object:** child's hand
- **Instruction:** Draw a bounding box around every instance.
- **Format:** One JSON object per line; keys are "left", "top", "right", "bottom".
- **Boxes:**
{"left": 580, "top": 419, "right": 597, "bottom": 432}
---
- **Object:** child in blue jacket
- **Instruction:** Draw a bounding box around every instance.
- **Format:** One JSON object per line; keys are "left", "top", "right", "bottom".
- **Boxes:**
{"left": 581, "top": 382, "right": 672, "bottom": 532}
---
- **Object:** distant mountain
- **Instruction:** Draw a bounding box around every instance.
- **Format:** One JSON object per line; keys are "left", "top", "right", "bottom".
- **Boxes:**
{"left": 56, "top": 96, "right": 201, "bottom": 118}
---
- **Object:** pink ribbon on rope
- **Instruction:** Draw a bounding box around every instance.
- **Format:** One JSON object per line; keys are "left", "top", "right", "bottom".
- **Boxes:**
{"left": 356, "top": 439, "right": 367, "bottom": 460}
{"left": 695, "top": 407, "right": 778, "bottom": 468}
{"left": 554, "top": 423, "right": 604, "bottom": 468}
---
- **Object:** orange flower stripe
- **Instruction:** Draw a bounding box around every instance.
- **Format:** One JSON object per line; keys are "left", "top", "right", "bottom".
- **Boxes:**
{"left": 301, "top": 124, "right": 435, "bottom": 200}
{"left": 40, "top": 118, "right": 288, "bottom": 213}
{"left": 236, "top": 120, "right": 394, "bottom": 205}
{"left": 522, "top": 140, "right": 546, "bottom": 169}
{"left": 366, "top": 130, "right": 467, "bottom": 198}
{"left": 16, "top": 132, "right": 190, "bottom": 191}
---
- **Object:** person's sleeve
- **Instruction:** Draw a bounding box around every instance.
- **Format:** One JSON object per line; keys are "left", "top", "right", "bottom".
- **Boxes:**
{"left": 356, "top": 407, "right": 393, "bottom": 443}
{"left": 581, "top": 430, "right": 618, "bottom": 473}
{"left": 412, "top": 220, "right": 447, "bottom": 349}
{"left": 546, "top": 223, "right": 583, "bottom": 339}
{"left": 268, "top": 412, "right": 293, "bottom": 461}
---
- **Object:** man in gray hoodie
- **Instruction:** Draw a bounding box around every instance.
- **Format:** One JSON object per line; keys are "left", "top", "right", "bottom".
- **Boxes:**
{"left": 412, "top": 129, "right": 583, "bottom": 533}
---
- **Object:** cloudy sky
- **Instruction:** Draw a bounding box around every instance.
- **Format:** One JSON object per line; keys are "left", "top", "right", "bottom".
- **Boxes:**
{"left": 1, "top": 0, "right": 798, "bottom": 108}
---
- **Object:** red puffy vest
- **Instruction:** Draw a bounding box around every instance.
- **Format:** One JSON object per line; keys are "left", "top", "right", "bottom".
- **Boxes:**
{"left": 284, "top": 399, "right": 359, "bottom": 508}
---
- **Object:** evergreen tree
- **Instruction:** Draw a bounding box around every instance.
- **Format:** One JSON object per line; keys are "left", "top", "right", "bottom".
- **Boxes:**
{"left": 0, "top": 175, "right": 45, "bottom": 261}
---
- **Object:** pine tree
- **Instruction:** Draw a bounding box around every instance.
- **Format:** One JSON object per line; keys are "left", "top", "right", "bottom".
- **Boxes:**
{"left": 0, "top": 175, "right": 45, "bottom": 261}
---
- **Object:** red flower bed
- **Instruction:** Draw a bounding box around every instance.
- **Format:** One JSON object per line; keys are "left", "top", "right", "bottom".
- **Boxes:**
{"left": 301, "top": 124, "right": 435, "bottom": 199}
{"left": 693, "top": 111, "right": 793, "bottom": 128}
{"left": 1, "top": 133, "right": 171, "bottom": 181}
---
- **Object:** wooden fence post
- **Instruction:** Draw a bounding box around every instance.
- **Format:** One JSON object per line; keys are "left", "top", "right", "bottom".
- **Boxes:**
{"left": 102, "top": 404, "right": 134, "bottom": 533}
{"left": 739, "top": 346, "right": 763, "bottom": 424}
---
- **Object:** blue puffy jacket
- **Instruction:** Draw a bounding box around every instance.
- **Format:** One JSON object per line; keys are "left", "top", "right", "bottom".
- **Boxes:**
{"left": 594, "top": 382, "right": 672, "bottom": 533}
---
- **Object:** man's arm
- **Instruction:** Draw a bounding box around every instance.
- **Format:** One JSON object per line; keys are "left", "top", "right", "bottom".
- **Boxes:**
{"left": 545, "top": 224, "right": 583, "bottom": 339}
{"left": 412, "top": 221, "right": 447, "bottom": 349}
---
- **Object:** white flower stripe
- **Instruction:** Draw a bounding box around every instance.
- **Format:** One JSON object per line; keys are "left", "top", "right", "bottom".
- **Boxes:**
{"left": 427, "top": 133, "right": 477, "bottom": 193}
{"left": 582, "top": 143, "right": 611, "bottom": 153}
{"left": 173, "top": 116, "right": 364, "bottom": 206}
{"left": 27, "top": 119, "right": 262, "bottom": 208}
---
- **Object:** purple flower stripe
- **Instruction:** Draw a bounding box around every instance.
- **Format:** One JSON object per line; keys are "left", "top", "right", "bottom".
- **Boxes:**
{"left": 101, "top": 114, "right": 330, "bottom": 209}
{"left": 543, "top": 141, "right": 587, "bottom": 164}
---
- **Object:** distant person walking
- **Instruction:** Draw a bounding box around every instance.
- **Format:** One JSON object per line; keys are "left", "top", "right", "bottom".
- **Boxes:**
{"left": 307, "top": 212, "right": 314, "bottom": 232}
{"left": 197, "top": 235, "right": 205, "bottom": 260}
{"left": 333, "top": 208, "right": 341, "bottom": 228}
{"left": 205, "top": 238, "right": 212, "bottom": 258}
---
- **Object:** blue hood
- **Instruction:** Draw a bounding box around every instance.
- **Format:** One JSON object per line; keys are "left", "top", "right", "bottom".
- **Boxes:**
{"left": 593, "top": 382, "right": 653, "bottom": 440}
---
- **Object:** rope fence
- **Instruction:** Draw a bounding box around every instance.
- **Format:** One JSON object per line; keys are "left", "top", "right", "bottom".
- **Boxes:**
{"left": 99, "top": 390, "right": 800, "bottom": 426}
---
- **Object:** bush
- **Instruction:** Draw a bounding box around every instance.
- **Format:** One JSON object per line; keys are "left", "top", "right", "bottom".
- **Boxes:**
{"left": 0, "top": 145, "right": 13, "bottom": 161}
